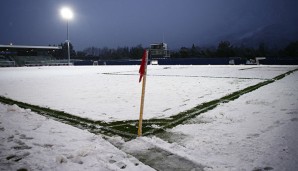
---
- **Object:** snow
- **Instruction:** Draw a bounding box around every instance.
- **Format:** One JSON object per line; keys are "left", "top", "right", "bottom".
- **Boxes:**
{"left": 0, "top": 103, "right": 154, "bottom": 171}
{"left": 173, "top": 72, "right": 298, "bottom": 171}
{"left": 0, "top": 65, "right": 298, "bottom": 170}
{"left": 0, "top": 65, "right": 294, "bottom": 122}
{"left": 119, "top": 69, "right": 298, "bottom": 171}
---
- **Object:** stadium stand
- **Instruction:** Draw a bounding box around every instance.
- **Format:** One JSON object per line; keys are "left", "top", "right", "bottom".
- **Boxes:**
{"left": 0, "top": 55, "right": 15, "bottom": 67}
{"left": 0, "top": 44, "right": 61, "bottom": 66}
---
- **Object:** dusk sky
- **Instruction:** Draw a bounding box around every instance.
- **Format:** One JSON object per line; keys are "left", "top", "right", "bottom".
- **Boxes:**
{"left": 1, "top": 0, "right": 298, "bottom": 51}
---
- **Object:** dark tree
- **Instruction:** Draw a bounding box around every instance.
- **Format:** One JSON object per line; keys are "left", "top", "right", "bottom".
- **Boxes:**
{"left": 256, "top": 42, "right": 267, "bottom": 57}
{"left": 129, "top": 44, "right": 144, "bottom": 59}
{"left": 179, "top": 47, "right": 190, "bottom": 58}
{"left": 51, "top": 42, "right": 76, "bottom": 59}
{"left": 216, "top": 41, "right": 235, "bottom": 57}
{"left": 283, "top": 41, "right": 298, "bottom": 57}
{"left": 190, "top": 44, "right": 198, "bottom": 57}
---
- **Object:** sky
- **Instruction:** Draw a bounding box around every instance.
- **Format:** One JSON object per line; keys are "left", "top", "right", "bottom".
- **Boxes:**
{"left": 1, "top": 0, "right": 298, "bottom": 51}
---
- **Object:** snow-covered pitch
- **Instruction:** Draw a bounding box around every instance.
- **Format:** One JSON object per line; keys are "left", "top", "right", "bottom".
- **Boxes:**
{"left": 0, "top": 65, "right": 297, "bottom": 170}
{"left": 0, "top": 65, "right": 293, "bottom": 122}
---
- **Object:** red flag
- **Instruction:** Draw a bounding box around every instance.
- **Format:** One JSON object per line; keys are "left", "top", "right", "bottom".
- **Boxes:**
{"left": 139, "top": 50, "right": 147, "bottom": 82}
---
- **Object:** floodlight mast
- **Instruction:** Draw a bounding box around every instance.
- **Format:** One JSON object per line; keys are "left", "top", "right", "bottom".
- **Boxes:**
{"left": 61, "top": 7, "right": 73, "bottom": 65}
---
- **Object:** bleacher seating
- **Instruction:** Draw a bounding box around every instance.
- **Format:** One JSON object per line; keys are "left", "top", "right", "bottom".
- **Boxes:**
{"left": 9, "top": 56, "right": 70, "bottom": 66}
{"left": 0, "top": 55, "right": 15, "bottom": 67}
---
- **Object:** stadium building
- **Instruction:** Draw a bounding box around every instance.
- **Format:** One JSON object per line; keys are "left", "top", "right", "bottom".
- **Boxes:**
{"left": 149, "top": 43, "right": 170, "bottom": 59}
{"left": 0, "top": 44, "right": 62, "bottom": 67}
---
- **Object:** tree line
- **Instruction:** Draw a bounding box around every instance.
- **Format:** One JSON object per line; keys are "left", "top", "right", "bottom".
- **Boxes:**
{"left": 171, "top": 41, "right": 298, "bottom": 59}
{"left": 51, "top": 41, "right": 298, "bottom": 60}
{"left": 50, "top": 43, "right": 144, "bottom": 60}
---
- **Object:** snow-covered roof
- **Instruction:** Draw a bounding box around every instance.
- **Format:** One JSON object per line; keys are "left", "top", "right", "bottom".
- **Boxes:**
{"left": 0, "top": 44, "right": 61, "bottom": 50}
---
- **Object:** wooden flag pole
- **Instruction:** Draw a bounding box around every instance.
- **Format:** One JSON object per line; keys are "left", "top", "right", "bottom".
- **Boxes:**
{"left": 138, "top": 50, "right": 148, "bottom": 137}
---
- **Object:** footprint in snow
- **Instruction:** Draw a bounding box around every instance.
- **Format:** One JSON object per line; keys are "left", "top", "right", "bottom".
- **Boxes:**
{"left": 162, "top": 108, "right": 171, "bottom": 112}
{"left": 183, "top": 99, "right": 190, "bottom": 102}
{"left": 32, "top": 124, "right": 42, "bottom": 130}
{"left": 246, "top": 133, "right": 260, "bottom": 139}
{"left": 0, "top": 126, "right": 4, "bottom": 131}
{"left": 71, "top": 156, "right": 83, "bottom": 164}
{"left": 12, "top": 139, "right": 32, "bottom": 150}
{"left": 56, "top": 155, "right": 68, "bottom": 164}
{"left": 7, "top": 135, "right": 14, "bottom": 142}
{"left": 32, "top": 143, "right": 54, "bottom": 148}
{"left": 109, "top": 159, "right": 117, "bottom": 164}
{"left": 12, "top": 145, "right": 32, "bottom": 150}
{"left": 179, "top": 104, "right": 187, "bottom": 107}
{"left": 6, "top": 151, "right": 30, "bottom": 162}
{"left": 116, "top": 161, "right": 127, "bottom": 169}
{"left": 16, "top": 168, "right": 29, "bottom": 171}
{"left": 252, "top": 166, "right": 274, "bottom": 171}
{"left": 286, "top": 110, "right": 298, "bottom": 115}
{"left": 19, "top": 134, "right": 34, "bottom": 140}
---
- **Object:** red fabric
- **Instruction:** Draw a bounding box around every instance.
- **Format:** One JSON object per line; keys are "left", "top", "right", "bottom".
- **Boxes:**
{"left": 139, "top": 50, "right": 147, "bottom": 82}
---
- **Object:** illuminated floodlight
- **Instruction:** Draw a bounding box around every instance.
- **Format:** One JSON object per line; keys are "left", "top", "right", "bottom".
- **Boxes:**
{"left": 60, "top": 7, "right": 73, "bottom": 65}
{"left": 61, "top": 7, "right": 73, "bottom": 20}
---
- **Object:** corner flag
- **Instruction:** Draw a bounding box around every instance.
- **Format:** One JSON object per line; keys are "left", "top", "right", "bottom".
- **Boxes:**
{"left": 138, "top": 49, "right": 148, "bottom": 136}
{"left": 139, "top": 50, "right": 147, "bottom": 82}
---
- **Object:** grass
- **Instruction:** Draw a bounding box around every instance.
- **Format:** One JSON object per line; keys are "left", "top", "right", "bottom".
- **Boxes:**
{"left": 0, "top": 68, "right": 297, "bottom": 139}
